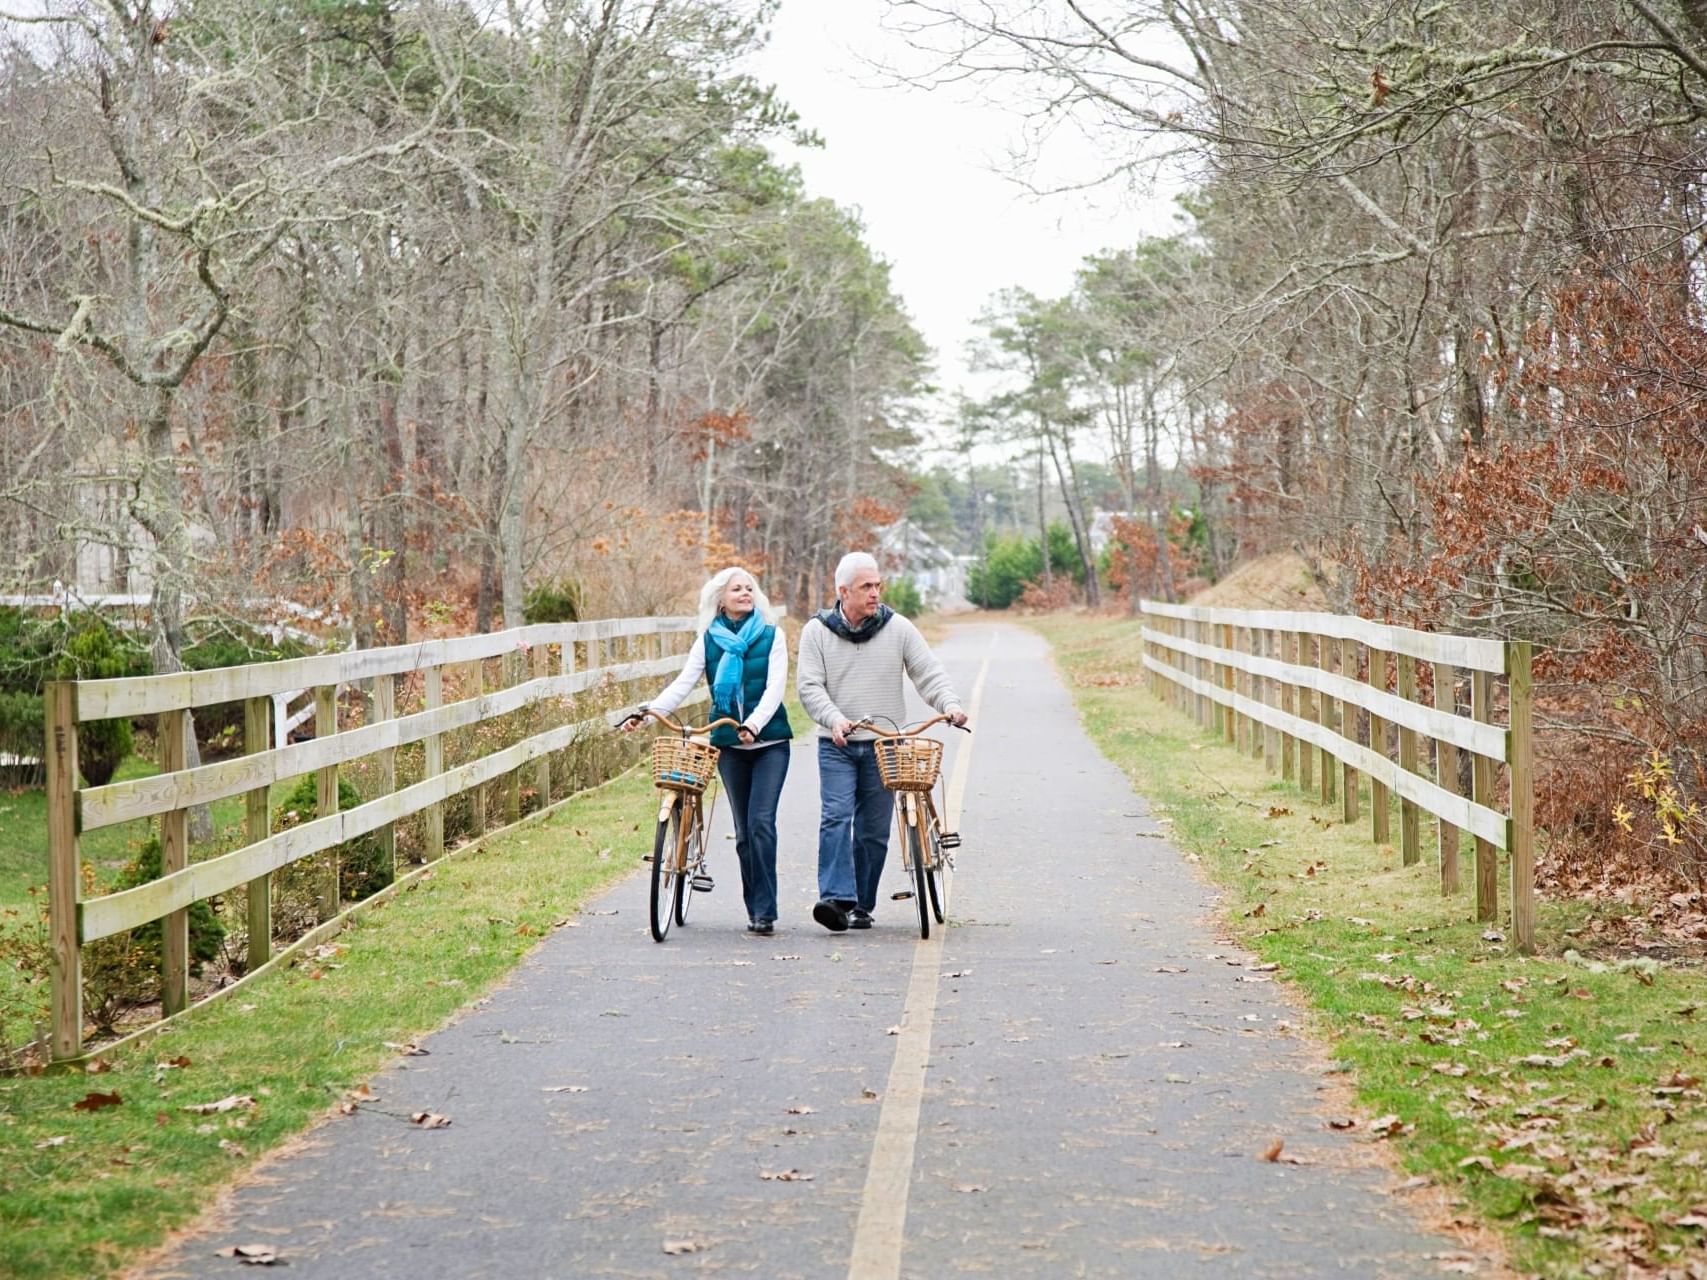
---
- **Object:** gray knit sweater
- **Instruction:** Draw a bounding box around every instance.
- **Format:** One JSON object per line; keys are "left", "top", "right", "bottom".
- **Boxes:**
{"left": 797, "top": 611, "right": 963, "bottom": 740}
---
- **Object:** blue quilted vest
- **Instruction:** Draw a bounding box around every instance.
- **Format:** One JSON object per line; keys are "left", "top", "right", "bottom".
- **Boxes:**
{"left": 703, "top": 623, "right": 793, "bottom": 748}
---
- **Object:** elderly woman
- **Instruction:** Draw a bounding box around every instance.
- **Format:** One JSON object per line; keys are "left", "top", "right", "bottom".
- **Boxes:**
{"left": 640, "top": 567, "right": 793, "bottom": 934}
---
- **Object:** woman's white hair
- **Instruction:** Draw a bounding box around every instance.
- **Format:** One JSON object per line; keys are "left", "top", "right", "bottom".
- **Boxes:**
{"left": 834, "top": 551, "right": 880, "bottom": 590}
{"left": 697, "top": 566, "right": 775, "bottom": 632}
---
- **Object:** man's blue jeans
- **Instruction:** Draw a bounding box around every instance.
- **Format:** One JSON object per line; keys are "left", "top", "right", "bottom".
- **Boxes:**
{"left": 817, "top": 738, "right": 892, "bottom": 913}
{"left": 716, "top": 742, "right": 790, "bottom": 923}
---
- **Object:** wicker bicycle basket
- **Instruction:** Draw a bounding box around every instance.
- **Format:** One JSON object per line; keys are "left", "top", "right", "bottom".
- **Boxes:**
{"left": 651, "top": 736, "right": 720, "bottom": 794}
{"left": 873, "top": 736, "right": 943, "bottom": 792}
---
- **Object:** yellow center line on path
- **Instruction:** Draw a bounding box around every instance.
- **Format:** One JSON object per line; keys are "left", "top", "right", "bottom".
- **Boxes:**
{"left": 846, "top": 642, "right": 992, "bottom": 1280}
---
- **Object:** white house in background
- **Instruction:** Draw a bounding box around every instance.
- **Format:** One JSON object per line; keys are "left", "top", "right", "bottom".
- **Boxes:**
{"left": 1089, "top": 510, "right": 1144, "bottom": 556}
{"left": 875, "top": 520, "right": 973, "bottom": 612}
{"left": 66, "top": 438, "right": 218, "bottom": 597}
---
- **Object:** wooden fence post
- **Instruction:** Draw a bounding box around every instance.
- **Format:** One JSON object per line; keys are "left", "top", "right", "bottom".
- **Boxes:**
{"left": 1340, "top": 639, "right": 1359, "bottom": 824}
{"left": 314, "top": 685, "right": 340, "bottom": 921}
{"left": 468, "top": 661, "right": 487, "bottom": 835}
{"left": 1220, "top": 621, "right": 1236, "bottom": 743}
{"left": 1368, "top": 648, "right": 1390, "bottom": 844}
{"left": 1472, "top": 668, "right": 1498, "bottom": 922}
{"left": 1397, "top": 653, "right": 1421, "bottom": 865}
{"left": 1280, "top": 632, "right": 1296, "bottom": 783}
{"left": 243, "top": 696, "right": 272, "bottom": 969}
{"left": 160, "top": 707, "right": 190, "bottom": 1017}
{"left": 532, "top": 643, "right": 552, "bottom": 810}
{"left": 1507, "top": 641, "right": 1535, "bottom": 954}
{"left": 1247, "top": 627, "right": 1263, "bottom": 761}
{"left": 373, "top": 675, "right": 397, "bottom": 879}
{"left": 1317, "top": 630, "right": 1336, "bottom": 806}
{"left": 424, "top": 666, "right": 444, "bottom": 860}
{"left": 1432, "top": 661, "right": 1462, "bottom": 895}
{"left": 1262, "top": 629, "right": 1278, "bottom": 772}
{"left": 1296, "top": 631, "right": 1315, "bottom": 792}
{"left": 1195, "top": 619, "right": 1209, "bottom": 728}
{"left": 46, "top": 681, "right": 82, "bottom": 1062}
{"left": 503, "top": 651, "right": 523, "bottom": 826}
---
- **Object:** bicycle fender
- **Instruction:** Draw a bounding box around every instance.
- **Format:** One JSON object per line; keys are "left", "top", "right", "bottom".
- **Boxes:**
{"left": 656, "top": 791, "right": 680, "bottom": 824}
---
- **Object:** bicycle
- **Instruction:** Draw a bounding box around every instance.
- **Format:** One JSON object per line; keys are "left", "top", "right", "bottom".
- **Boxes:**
{"left": 619, "top": 707, "right": 742, "bottom": 942}
{"left": 856, "top": 713, "right": 969, "bottom": 940}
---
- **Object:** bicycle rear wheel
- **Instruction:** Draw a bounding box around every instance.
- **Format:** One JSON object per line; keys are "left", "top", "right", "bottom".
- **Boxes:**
{"left": 906, "top": 817, "right": 930, "bottom": 940}
{"left": 650, "top": 801, "right": 685, "bottom": 942}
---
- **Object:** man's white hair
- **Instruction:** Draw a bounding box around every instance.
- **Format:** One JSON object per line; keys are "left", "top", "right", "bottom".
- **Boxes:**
{"left": 834, "top": 551, "right": 880, "bottom": 591}
{"left": 697, "top": 566, "right": 775, "bottom": 632}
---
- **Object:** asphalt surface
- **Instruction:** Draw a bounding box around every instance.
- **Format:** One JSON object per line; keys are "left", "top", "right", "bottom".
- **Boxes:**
{"left": 138, "top": 623, "right": 1479, "bottom": 1280}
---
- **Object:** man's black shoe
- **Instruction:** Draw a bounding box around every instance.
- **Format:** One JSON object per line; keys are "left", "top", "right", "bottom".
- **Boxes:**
{"left": 849, "top": 908, "right": 872, "bottom": 930}
{"left": 812, "top": 899, "right": 849, "bottom": 932}
{"left": 748, "top": 918, "right": 774, "bottom": 936}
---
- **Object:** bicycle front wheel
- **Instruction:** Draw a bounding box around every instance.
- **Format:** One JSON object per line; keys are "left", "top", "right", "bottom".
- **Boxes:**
{"left": 906, "top": 817, "right": 931, "bottom": 940}
{"left": 924, "top": 809, "right": 950, "bottom": 926}
{"left": 650, "top": 801, "right": 685, "bottom": 942}
{"left": 675, "top": 796, "right": 703, "bottom": 928}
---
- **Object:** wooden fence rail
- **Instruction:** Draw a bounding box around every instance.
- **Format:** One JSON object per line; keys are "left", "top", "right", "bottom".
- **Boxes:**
{"left": 44, "top": 615, "right": 701, "bottom": 1063}
{"left": 1138, "top": 601, "right": 1535, "bottom": 953}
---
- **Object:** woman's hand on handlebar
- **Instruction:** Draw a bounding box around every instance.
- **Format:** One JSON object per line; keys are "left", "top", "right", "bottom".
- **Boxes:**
{"left": 618, "top": 706, "right": 745, "bottom": 737}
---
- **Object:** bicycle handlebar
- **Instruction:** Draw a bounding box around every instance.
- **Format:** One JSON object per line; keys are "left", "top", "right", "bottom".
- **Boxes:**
{"left": 851, "top": 713, "right": 971, "bottom": 736}
{"left": 619, "top": 707, "right": 745, "bottom": 736}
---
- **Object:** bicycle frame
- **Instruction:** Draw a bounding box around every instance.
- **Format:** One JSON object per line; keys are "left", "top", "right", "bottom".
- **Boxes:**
{"left": 858, "top": 712, "right": 967, "bottom": 938}
{"left": 619, "top": 706, "right": 739, "bottom": 942}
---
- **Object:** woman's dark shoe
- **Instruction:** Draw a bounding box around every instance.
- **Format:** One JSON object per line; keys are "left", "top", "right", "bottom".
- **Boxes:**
{"left": 812, "top": 899, "right": 850, "bottom": 932}
{"left": 849, "top": 908, "right": 872, "bottom": 930}
{"left": 748, "top": 918, "right": 775, "bottom": 936}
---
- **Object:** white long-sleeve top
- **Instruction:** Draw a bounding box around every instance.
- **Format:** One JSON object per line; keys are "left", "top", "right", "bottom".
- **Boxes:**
{"left": 645, "top": 626, "right": 789, "bottom": 748}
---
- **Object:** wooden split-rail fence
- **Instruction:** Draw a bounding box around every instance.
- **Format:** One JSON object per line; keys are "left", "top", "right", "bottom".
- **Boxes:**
{"left": 1139, "top": 602, "right": 1536, "bottom": 953}
{"left": 44, "top": 616, "right": 702, "bottom": 1063}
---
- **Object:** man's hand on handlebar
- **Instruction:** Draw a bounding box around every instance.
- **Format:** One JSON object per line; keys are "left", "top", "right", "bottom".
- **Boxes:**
{"left": 831, "top": 718, "right": 856, "bottom": 747}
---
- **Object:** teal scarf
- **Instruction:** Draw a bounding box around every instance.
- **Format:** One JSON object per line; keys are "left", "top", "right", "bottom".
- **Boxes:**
{"left": 707, "top": 609, "right": 766, "bottom": 719}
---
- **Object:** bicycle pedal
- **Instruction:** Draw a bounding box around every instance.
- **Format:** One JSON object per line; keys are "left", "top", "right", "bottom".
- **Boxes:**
{"left": 939, "top": 832, "right": 961, "bottom": 849}
{"left": 890, "top": 890, "right": 914, "bottom": 901}
{"left": 690, "top": 874, "right": 715, "bottom": 893}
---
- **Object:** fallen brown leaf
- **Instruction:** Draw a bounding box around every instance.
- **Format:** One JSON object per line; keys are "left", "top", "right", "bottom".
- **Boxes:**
{"left": 662, "top": 1239, "right": 704, "bottom": 1255}
{"left": 759, "top": 1168, "right": 814, "bottom": 1182}
{"left": 410, "top": 1111, "right": 452, "bottom": 1129}
{"left": 72, "top": 1091, "right": 122, "bottom": 1112}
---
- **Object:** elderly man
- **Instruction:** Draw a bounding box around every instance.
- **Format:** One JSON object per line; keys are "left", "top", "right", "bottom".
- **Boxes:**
{"left": 797, "top": 551, "right": 966, "bottom": 931}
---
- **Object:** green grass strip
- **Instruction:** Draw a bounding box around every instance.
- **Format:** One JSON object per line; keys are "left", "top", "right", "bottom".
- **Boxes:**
{"left": 0, "top": 765, "right": 657, "bottom": 1280}
{"left": 1028, "top": 614, "right": 1707, "bottom": 1279}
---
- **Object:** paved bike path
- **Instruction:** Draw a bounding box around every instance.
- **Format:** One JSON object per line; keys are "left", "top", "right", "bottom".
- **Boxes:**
{"left": 139, "top": 623, "right": 1483, "bottom": 1279}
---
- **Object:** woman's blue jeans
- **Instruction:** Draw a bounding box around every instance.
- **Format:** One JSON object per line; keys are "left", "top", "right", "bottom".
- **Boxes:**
{"left": 816, "top": 738, "right": 892, "bottom": 913}
{"left": 716, "top": 742, "right": 790, "bottom": 923}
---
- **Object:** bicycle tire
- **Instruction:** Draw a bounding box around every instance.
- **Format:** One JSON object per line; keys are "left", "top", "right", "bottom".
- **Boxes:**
{"left": 906, "top": 818, "right": 931, "bottom": 940}
{"left": 925, "top": 816, "right": 949, "bottom": 926}
{"left": 675, "top": 798, "right": 700, "bottom": 928}
{"left": 650, "top": 803, "right": 685, "bottom": 942}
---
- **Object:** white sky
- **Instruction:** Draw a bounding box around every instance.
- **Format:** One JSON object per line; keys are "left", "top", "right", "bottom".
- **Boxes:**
{"left": 745, "top": 0, "right": 1183, "bottom": 460}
